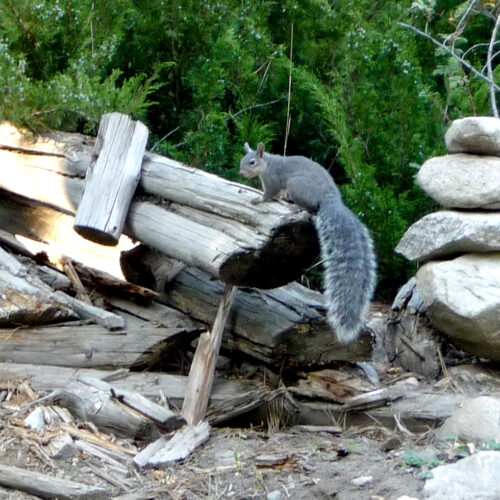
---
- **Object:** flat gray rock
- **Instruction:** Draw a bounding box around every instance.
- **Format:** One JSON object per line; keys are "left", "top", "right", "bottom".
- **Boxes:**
{"left": 417, "top": 154, "right": 500, "bottom": 209}
{"left": 423, "top": 451, "right": 500, "bottom": 499}
{"left": 416, "top": 254, "right": 500, "bottom": 360}
{"left": 445, "top": 116, "right": 500, "bottom": 156}
{"left": 436, "top": 396, "right": 500, "bottom": 444}
{"left": 396, "top": 210, "right": 500, "bottom": 261}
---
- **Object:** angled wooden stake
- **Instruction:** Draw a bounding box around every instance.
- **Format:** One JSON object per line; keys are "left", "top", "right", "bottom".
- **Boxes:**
{"left": 74, "top": 112, "right": 148, "bottom": 246}
{"left": 182, "top": 283, "right": 237, "bottom": 426}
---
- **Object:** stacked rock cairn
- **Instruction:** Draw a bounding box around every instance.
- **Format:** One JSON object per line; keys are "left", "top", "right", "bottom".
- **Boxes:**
{"left": 396, "top": 116, "right": 500, "bottom": 361}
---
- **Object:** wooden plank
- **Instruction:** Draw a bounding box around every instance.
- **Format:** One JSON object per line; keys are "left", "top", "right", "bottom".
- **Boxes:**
{"left": 133, "top": 421, "right": 210, "bottom": 469}
{"left": 182, "top": 284, "right": 237, "bottom": 425}
{"left": 297, "top": 390, "right": 467, "bottom": 432}
{"left": 74, "top": 113, "right": 148, "bottom": 245}
{"left": 0, "top": 464, "right": 108, "bottom": 499}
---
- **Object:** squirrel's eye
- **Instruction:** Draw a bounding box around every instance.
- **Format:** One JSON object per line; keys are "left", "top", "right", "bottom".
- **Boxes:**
{"left": 249, "top": 159, "right": 256, "bottom": 166}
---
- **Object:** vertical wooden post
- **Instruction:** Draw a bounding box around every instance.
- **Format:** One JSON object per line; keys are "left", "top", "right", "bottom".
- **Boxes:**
{"left": 74, "top": 113, "right": 148, "bottom": 246}
{"left": 182, "top": 283, "right": 237, "bottom": 426}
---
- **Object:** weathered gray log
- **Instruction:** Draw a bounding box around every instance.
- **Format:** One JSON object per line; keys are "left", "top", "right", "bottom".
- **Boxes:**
{"left": 0, "top": 464, "right": 108, "bottom": 499}
{"left": 121, "top": 252, "right": 372, "bottom": 365}
{"left": 0, "top": 363, "right": 274, "bottom": 425}
{"left": 0, "top": 246, "right": 123, "bottom": 329}
{"left": 0, "top": 303, "right": 203, "bottom": 369}
{"left": 0, "top": 194, "right": 371, "bottom": 364}
{"left": 74, "top": 113, "right": 148, "bottom": 245}
{"left": 77, "top": 376, "right": 185, "bottom": 431}
{"left": 0, "top": 122, "right": 318, "bottom": 288}
{"left": 182, "top": 284, "right": 237, "bottom": 425}
{"left": 57, "top": 376, "right": 184, "bottom": 440}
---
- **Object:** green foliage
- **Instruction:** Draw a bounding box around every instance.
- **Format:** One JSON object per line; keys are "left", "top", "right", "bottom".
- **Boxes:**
{"left": 488, "top": 440, "right": 500, "bottom": 451}
{"left": 1, "top": 0, "right": 496, "bottom": 298}
{"left": 405, "top": 450, "right": 426, "bottom": 468}
{"left": 0, "top": 0, "right": 159, "bottom": 132}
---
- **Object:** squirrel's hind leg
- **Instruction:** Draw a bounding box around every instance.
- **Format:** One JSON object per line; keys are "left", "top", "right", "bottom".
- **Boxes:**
{"left": 286, "top": 177, "right": 321, "bottom": 213}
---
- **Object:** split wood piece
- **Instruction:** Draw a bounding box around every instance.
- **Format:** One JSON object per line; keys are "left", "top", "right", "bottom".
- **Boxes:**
{"left": 57, "top": 377, "right": 167, "bottom": 441}
{"left": 78, "top": 376, "right": 185, "bottom": 431}
{"left": 0, "top": 245, "right": 123, "bottom": 330}
{"left": 133, "top": 421, "right": 210, "bottom": 469}
{"left": 0, "top": 463, "right": 108, "bottom": 499}
{"left": 294, "top": 425, "right": 342, "bottom": 434}
{"left": 0, "top": 307, "right": 203, "bottom": 369}
{"left": 207, "top": 385, "right": 299, "bottom": 426}
{"left": 74, "top": 113, "right": 148, "bottom": 245}
{"left": 70, "top": 261, "right": 158, "bottom": 299}
{"left": 121, "top": 250, "right": 372, "bottom": 365}
{"left": 182, "top": 283, "right": 237, "bottom": 426}
{"left": 0, "top": 122, "right": 318, "bottom": 288}
{"left": 0, "top": 363, "right": 270, "bottom": 426}
{"left": 73, "top": 440, "right": 130, "bottom": 474}
{"left": 59, "top": 424, "right": 137, "bottom": 459}
{"left": 15, "top": 255, "right": 74, "bottom": 294}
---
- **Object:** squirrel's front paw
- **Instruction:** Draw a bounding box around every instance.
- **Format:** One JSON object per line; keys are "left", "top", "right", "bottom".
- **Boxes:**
{"left": 250, "top": 197, "right": 263, "bottom": 205}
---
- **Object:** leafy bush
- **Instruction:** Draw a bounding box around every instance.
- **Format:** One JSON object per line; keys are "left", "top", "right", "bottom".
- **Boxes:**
{"left": 1, "top": 0, "right": 495, "bottom": 299}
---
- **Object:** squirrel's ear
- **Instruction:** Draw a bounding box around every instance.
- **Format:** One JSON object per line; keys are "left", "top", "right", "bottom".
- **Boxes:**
{"left": 257, "top": 142, "right": 265, "bottom": 157}
{"left": 244, "top": 142, "right": 252, "bottom": 153}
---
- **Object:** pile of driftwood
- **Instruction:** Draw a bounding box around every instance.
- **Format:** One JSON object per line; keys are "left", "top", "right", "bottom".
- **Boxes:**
{"left": 0, "top": 115, "right": 479, "bottom": 497}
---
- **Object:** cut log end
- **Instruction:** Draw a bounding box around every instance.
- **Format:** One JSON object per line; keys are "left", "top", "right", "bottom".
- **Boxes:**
{"left": 220, "top": 220, "right": 320, "bottom": 288}
{"left": 73, "top": 224, "right": 120, "bottom": 246}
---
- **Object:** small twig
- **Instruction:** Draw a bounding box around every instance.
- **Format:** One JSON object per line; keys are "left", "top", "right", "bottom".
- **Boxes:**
{"left": 284, "top": 22, "right": 294, "bottom": 155}
{"left": 487, "top": 13, "right": 500, "bottom": 117}
{"left": 61, "top": 256, "right": 92, "bottom": 304}
{"left": 399, "top": 22, "right": 500, "bottom": 94}
{"left": 229, "top": 97, "right": 286, "bottom": 121}
{"left": 463, "top": 41, "right": 500, "bottom": 61}
{"left": 393, "top": 413, "right": 413, "bottom": 436}
{"left": 443, "top": 0, "right": 479, "bottom": 47}
{"left": 150, "top": 126, "right": 180, "bottom": 152}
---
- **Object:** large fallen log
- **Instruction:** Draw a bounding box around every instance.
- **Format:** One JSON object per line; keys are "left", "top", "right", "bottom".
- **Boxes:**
{"left": 0, "top": 195, "right": 372, "bottom": 365}
{"left": 0, "top": 298, "right": 204, "bottom": 369}
{"left": 0, "top": 122, "right": 318, "bottom": 288}
{"left": 128, "top": 257, "right": 373, "bottom": 365}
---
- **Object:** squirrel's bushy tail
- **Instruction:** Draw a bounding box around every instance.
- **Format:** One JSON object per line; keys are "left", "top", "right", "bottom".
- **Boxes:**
{"left": 315, "top": 193, "right": 377, "bottom": 343}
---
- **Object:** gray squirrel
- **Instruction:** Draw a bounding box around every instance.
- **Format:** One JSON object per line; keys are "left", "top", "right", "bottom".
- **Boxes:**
{"left": 239, "top": 142, "right": 376, "bottom": 344}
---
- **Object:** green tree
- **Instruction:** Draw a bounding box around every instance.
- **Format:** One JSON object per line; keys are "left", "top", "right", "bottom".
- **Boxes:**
{"left": 4, "top": 0, "right": 485, "bottom": 299}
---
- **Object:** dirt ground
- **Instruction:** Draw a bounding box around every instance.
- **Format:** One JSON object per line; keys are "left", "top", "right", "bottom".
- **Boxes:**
{"left": 0, "top": 416, "right": 425, "bottom": 500}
